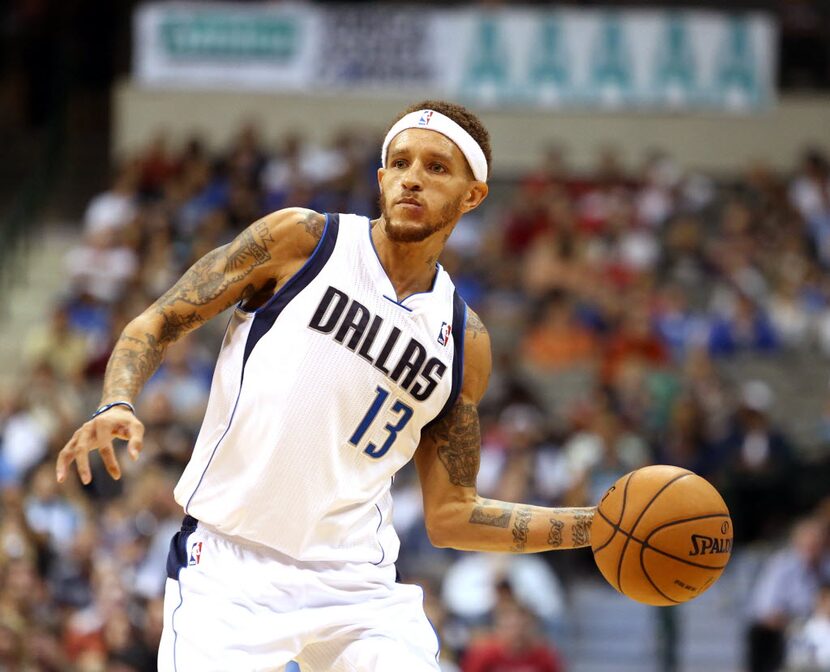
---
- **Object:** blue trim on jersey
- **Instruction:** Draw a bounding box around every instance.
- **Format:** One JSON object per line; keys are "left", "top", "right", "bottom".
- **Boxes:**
{"left": 422, "top": 290, "right": 467, "bottom": 429}
{"left": 383, "top": 294, "right": 414, "bottom": 312}
{"left": 171, "top": 575, "right": 184, "bottom": 672}
{"left": 366, "top": 218, "right": 440, "bottom": 303}
{"left": 243, "top": 213, "right": 340, "bottom": 366}
{"left": 183, "top": 382, "right": 245, "bottom": 514}
{"left": 183, "top": 214, "right": 340, "bottom": 515}
{"left": 370, "top": 502, "right": 386, "bottom": 566}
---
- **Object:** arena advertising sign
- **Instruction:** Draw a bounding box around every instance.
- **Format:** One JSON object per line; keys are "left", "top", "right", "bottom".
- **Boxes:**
{"left": 133, "top": 3, "right": 321, "bottom": 90}
{"left": 134, "top": 3, "right": 776, "bottom": 112}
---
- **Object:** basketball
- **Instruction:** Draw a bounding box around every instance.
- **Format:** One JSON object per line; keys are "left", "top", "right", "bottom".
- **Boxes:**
{"left": 591, "top": 465, "right": 732, "bottom": 606}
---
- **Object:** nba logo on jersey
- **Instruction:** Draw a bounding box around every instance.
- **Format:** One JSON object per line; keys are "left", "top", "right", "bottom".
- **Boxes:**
{"left": 437, "top": 322, "right": 452, "bottom": 346}
{"left": 188, "top": 541, "right": 202, "bottom": 566}
{"left": 418, "top": 110, "right": 434, "bottom": 127}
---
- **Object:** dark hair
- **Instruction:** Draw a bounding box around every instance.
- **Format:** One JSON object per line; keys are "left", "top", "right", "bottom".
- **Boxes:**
{"left": 390, "top": 99, "right": 492, "bottom": 176}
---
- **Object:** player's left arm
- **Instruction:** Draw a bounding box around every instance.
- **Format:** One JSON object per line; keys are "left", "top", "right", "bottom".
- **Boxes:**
{"left": 414, "top": 309, "right": 595, "bottom": 553}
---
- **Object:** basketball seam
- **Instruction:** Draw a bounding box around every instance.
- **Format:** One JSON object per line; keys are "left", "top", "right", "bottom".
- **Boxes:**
{"left": 597, "top": 508, "right": 730, "bottom": 570}
{"left": 639, "top": 544, "right": 682, "bottom": 604}
{"left": 615, "top": 472, "right": 691, "bottom": 596}
{"left": 644, "top": 513, "right": 731, "bottom": 542}
{"left": 593, "top": 472, "right": 634, "bottom": 557}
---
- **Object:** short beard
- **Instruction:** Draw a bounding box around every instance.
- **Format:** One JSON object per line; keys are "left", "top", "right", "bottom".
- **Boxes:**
{"left": 379, "top": 191, "right": 462, "bottom": 243}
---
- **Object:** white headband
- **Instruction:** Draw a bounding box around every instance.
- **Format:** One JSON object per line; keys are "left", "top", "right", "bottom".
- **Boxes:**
{"left": 381, "top": 110, "right": 488, "bottom": 183}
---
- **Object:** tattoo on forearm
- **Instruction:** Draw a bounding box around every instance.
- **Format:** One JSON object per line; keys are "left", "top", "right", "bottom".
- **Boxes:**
{"left": 432, "top": 399, "right": 481, "bottom": 487}
{"left": 103, "top": 332, "right": 165, "bottom": 401}
{"left": 572, "top": 511, "right": 593, "bottom": 547}
{"left": 470, "top": 504, "right": 514, "bottom": 528}
{"left": 511, "top": 507, "right": 532, "bottom": 552}
{"left": 548, "top": 518, "right": 564, "bottom": 548}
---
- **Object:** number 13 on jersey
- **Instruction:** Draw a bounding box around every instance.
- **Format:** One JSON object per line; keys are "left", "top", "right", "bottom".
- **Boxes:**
{"left": 349, "top": 386, "right": 413, "bottom": 459}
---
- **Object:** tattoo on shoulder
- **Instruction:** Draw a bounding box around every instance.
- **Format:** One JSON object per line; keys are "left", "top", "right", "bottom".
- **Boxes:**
{"left": 548, "top": 518, "right": 565, "bottom": 548}
{"left": 470, "top": 504, "right": 514, "bottom": 528}
{"left": 300, "top": 211, "right": 326, "bottom": 241}
{"left": 511, "top": 507, "right": 532, "bottom": 552}
{"left": 466, "top": 310, "right": 487, "bottom": 340}
{"left": 431, "top": 398, "right": 480, "bottom": 487}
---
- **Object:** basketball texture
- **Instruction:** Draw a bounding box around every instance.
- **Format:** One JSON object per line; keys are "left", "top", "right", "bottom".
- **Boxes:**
{"left": 591, "top": 465, "right": 732, "bottom": 606}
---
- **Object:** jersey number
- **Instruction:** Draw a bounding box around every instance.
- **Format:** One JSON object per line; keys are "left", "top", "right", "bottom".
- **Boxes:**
{"left": 349, "top": 386, "right": 413, "bottom": 459}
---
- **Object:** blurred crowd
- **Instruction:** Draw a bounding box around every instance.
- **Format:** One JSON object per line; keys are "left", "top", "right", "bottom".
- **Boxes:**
{"left": 2, "top": 124, "right": 830, "bottom": 671}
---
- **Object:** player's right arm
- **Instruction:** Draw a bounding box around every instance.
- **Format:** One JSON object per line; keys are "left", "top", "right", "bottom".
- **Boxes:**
{"left": 56, "top": 208, "right": 328, "bottom": 485}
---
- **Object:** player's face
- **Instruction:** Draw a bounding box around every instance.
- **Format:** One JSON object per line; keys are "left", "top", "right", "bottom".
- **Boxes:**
{"left": 377, "top": 129, "right": 488, "bottom": 243}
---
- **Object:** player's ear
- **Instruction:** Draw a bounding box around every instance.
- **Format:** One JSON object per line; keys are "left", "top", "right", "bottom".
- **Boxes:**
{"left": 377, "top": 167, "right": 385, "bottom": 188}
{"left": 459, "top": 181, "right": 488, "bottom": 214}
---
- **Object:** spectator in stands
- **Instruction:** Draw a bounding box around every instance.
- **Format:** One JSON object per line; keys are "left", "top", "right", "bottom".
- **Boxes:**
{"left": 461, "top": 597, "right": 563, "bottom": 672}
{"left": 442, "top": 555, "right": 566, "bottom": 643}
{"left": 746, "top": 516, "right": 830, "bottom": 672}
{"left": 0, "top": 385, "right": 49, "bottom": 485}
{"left": 601, "top": 299, "right": 669, "bottom": 386}
{"left": 790, "top": 149, "right": 830, "bottom": 267}
{"left": 653, "top": 284, "right": 708, "bottom": 361}
{"left": 716, "top": 380, "right": 797, "bottom": 543}
{"left": 655, "top": 395, "right": 717, "bottom": 476}
{"left": 787, "top": 582, "right": 830, "bottom": 671}
{"left": 521, "top": 290, "right": 599, "bottom": 372}
{"left": 64, "top": 224, "right": 139, "bottom": 305}
{"left": 707, "top": 292, "right": 779, "bottom": 357}
{"left": 24, "top": 305, "right": 90, "bottom": 383}
{"left": 562, "top": 407, "right": 649, "bottom": 507}
{"left": 83, "top": 161, "right": 139, "bottom": 237}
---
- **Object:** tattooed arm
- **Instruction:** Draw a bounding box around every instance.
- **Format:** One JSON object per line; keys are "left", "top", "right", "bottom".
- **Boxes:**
{"left": 414, "top": 308, "right": 594, "bottom": 552}
{"left": 57, "top": 208, "right": 327, "bottom": 485}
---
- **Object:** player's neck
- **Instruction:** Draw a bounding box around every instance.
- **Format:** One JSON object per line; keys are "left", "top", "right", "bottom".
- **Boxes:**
{"left": 371, "top": 218, "right": 449, "bottom": 300}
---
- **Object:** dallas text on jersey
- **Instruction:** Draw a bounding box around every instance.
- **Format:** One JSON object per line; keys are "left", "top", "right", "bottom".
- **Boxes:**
{"left": 308, "top": 286, "right": 448, "bottom": 402}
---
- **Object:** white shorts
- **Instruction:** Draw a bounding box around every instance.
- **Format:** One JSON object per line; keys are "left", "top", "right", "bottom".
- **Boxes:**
{"left": 158, "top": 516, "right": 441, "bottom": 672}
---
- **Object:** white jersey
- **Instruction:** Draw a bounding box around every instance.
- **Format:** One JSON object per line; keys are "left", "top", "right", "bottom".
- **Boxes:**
{"left": 173, "top": 213, "right": 466, "bottom": 566}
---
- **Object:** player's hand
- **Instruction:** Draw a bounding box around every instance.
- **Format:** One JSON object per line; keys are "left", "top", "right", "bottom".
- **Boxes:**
{"left": 56, "top": 408, "right": 145, "bottom": 485}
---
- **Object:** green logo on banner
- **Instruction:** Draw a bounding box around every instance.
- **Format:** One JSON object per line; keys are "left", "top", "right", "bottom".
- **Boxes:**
{"left": 463, "top": 16, "right": 509, "bottom": 102}
{"left": 530, "top": 14, "right": 569, "bottom": 103}
{"left": 591, "top": 12, "right": 633, "bottom": 104}
{"left": 160, "top": 11, "right": 299, "bottom": 61}
{"left": 716, "top": 16, "right": 759, "bottom": 108}
{"left": 655, "top": 12, "right": 696, "bottom": 104}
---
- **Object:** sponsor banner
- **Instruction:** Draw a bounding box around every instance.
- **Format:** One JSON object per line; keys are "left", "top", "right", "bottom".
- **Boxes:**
{"left": 134, "top": 3, "right": 776, "bottom": 111}
{"left": 133, "top": 2, "right": 320, "bottom": 90}
{"left": 427, "top": 9, "right": 776, "bottom": 111}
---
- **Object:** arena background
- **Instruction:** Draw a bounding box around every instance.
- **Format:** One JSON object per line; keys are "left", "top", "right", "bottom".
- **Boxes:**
{"left": 1, "top": 1, "right": 829, "bottom": 670}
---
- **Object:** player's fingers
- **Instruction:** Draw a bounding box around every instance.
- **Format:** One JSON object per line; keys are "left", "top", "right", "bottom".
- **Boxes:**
{"left": 73, "top": 446, "right": 92, "bottom": 485}
{"left": 56, "top": 433, "right": 80, "bottom": 483}
{"left": 126, "top": 421, "right": 145, "bottom": 461}
{"left": 99, "top": 443, "right": 122, "bottom": 480}
{"left": 74, "top": 424, "right": 95, "bottom": 485}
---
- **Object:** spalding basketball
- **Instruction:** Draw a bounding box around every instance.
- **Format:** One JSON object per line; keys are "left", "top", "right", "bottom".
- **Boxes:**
{"left": 591, "top": 465, "right": 732, "bottom": 606}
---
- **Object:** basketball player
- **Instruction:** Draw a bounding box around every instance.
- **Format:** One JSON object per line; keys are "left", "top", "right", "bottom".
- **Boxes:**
{"left": 57, "top": 100, "right": 595, "bottom": 671}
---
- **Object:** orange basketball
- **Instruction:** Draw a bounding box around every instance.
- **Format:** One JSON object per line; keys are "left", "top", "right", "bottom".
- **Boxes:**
{"left": 591, "top": 465, "right": 732, "bottom": 606}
